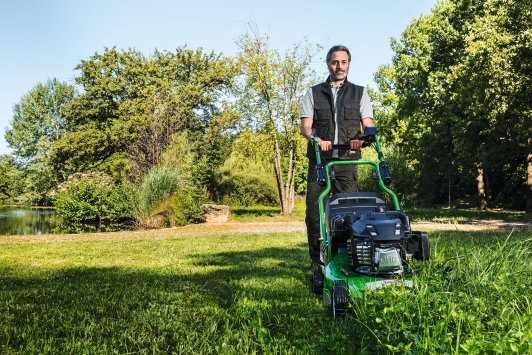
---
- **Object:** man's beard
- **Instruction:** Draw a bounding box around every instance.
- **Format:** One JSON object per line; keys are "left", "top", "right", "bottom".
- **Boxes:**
{"left": 329, "top": 68, "right": 348, "bottom": 81}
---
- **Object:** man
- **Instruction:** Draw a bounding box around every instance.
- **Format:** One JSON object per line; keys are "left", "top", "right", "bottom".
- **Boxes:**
{"left": 300, "top": 45, "right": 374, "bottom": 277}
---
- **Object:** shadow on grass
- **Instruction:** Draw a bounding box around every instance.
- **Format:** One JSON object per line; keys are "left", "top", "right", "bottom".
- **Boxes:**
{"left": 0, "top": 243, "right": 339, "bottom": 354}
{"left": 230, "top": 206, "right": 281, "bottom": 218}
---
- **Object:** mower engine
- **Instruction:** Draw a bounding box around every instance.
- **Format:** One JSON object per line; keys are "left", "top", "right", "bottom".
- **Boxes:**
{"left": 334, "top": 212, "right": 428, "bottom": 277}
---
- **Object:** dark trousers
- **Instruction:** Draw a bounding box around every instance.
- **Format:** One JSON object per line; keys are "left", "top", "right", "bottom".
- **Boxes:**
{"left": 305, "top": 159, "right": 358, "bottom": 262}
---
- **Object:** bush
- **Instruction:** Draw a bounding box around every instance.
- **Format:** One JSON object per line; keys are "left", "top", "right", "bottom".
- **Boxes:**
{"left": 217, "top": 172, "right": 279, "bottom": 206}
{"left": 149, "top": 190, "right": 205, "bottom": 227}
{"left": 52, "top": 172, "right": 133, "bottom": 222}
{"left": 133, "top": 166, "right": 206, "bottom": 227}
{"left": 135, "top": 167, "right": 180, "bottom": 219}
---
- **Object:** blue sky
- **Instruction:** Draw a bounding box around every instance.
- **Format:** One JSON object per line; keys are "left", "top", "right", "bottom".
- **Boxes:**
{"left": 0, "top": 0, "right": 436, "bottom": 155}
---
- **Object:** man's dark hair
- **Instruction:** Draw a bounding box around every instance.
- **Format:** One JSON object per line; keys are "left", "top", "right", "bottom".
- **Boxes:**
{"left": 326, "top": 45, "right": 351, "bottom": 64}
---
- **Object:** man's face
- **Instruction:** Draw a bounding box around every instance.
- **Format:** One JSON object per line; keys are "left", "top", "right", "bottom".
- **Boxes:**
{"left": 327, "top": 50, "right": 350, "bottom": 82}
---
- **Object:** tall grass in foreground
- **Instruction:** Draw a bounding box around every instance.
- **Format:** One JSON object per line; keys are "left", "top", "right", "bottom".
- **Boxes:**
{"left": 0, "top": 228, "right": 531, "bottom": 354}
{"left": 352, "top": 231, "right": 532, "bottom": 354}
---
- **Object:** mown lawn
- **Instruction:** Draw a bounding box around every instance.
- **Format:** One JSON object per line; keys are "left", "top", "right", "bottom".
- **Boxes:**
{"left": 1, "top": 213, "right": 532, "bottom": 354}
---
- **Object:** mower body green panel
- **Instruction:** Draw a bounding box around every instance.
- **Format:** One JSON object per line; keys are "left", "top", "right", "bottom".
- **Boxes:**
{"left": 322, "top": 250, "right": 412, "bottom": 306}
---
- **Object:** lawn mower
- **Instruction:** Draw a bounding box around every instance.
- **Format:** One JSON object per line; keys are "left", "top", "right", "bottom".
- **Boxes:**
{"left": 308, "top": 126, "right": 430, "bottom": 318}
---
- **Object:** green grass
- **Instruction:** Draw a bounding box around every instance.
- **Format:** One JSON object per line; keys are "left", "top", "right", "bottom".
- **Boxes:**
{"left": 405, "top": 207, "right": 532, "bottom": 223}
{"left": 1, "top": 225, "right": 532, "bottom": 354}
{"left": 229, "top": 197, "right": 306, "bottom": 222}
{"left": 352, "top": 230, "right": 532, "bottom": 354}
{"left": 229, "top": 199, "right": 532, "bottom": 225}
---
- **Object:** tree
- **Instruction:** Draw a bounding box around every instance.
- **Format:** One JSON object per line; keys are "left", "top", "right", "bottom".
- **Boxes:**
{"left": 451, "top": 0, "right": 532, "bottom": 211}
{"left": 0, "top": 155, "right": 23, "bottom": 202}
{"left": 50, "top": 47, "right": 237, "bottom": 179}
{"left": 4, "top": 78, "right": 76, "bottom": 203}
{"left": 5, "top": 78, "right": 76, "bottom": 164}
{"left": 374, "top": 2, "right": 467, "bottom": 205}
{"left": 374, "top": 0, "right": 532, "bottom": 210}
{"left": 235, "top": 27, "right": 320, "bottom": 215}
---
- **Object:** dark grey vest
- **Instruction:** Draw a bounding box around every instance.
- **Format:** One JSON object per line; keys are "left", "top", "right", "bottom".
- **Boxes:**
{"left": 306, "top": 78, "right": 364, "bottom": 160}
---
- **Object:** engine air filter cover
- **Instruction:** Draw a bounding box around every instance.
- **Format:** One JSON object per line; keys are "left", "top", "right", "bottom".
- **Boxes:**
{"left": 375, "top": 247, "right": 402, "bottom": 271}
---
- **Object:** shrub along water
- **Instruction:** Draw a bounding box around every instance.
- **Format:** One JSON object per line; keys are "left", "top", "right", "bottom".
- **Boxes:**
{"left": 133, "top": 162, "right": 207, "bottom": 228}
{"left": 52, "top": 172, "right": 133, "bottom": 223}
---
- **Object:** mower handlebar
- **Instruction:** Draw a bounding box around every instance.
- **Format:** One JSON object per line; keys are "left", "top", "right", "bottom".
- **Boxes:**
{"left": 310, "top": 127, "right": 377, "bottom": 149}
{"left": 331, "top": 126, "right": 377, "bottom": 149}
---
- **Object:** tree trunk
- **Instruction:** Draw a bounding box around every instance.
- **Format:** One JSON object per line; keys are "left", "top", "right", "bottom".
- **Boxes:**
{"left": 284, "top": 141, "right": 296, "bottom": 213}
{"left": 273, "top": 137, "right": 287, "bottom": 215}
{"left": 476, "top": 165, "right": 487, "bottom": 210}
{"left": 527, "top": 138, "right": 532, "bottom": 213}
{"left": 484, "top": 168, "right": 490, "bottom": 208}
{"left": 289, "top": 161, "right": 296, "bottom": 212}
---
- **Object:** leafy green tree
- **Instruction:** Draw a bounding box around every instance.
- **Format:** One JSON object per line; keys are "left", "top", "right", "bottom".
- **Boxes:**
{"left": 450, "top": 0, "right": 532, "bottom": 211}
{"left": 5, "top": 78, "right": 76, "bottom": 163}
{"left": 0, "top": 155, "right": 23, "bottom": 202}
{"left": 4, "top": 78, "right": 76, "bottom": 203}
{"left": 51, "top": 47, "right": 237, "bottom": 179}
{"left": 235, "top": 26, "right": 320, "bottom": 215}
{"left": 374, "top": 1, "right": 473, "bottom": 205}
{"left": 374, "top": 0, "right": 532, "bottom": 210}
{"left": 0, "top": 156, "right": 10, "bottom": 201}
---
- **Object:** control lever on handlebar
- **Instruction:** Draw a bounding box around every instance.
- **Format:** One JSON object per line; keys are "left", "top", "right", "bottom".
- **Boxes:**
{"left": 379, "top": 161, "right": 392, "bottom": 186}
{"left": 355, "top": 126, "right": 377, "bottom": 148}
{"left": 309, "top": 128, "right": 319, "bottom": 146}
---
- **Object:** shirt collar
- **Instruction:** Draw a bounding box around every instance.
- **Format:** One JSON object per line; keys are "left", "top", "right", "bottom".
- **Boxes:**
{"left": 326, "top": 76, "right": 346, "bottom": 89}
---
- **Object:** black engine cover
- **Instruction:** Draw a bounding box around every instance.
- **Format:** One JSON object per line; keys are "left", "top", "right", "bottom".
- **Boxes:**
{"left": 348, "top": 212, "right": 409, "bottom": 241}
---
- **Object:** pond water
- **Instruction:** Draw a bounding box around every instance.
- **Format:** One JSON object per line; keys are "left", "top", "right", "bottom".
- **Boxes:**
{"left": 0, "top": 206, "right": 134, "bottom": 236}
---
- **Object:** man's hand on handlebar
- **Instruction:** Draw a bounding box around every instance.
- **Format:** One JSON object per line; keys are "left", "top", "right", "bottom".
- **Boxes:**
{"left": 317, "top": 138, "right": 364, "bottom": 151}
{"left": 318, "top": 138, "right": 333, "bottom": 152}
{"left": 349, "top": 139, "right": 364, "bottom": 150}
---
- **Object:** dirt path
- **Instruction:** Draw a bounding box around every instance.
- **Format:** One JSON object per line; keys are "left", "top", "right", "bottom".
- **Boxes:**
{"left": 0, "top": 221, "right": 307, "bottom": 244}
{"left": 2, "top": 219, "right": 530, "bottom": 245}
{"left": 413, "top": 220, "right": 532, "bottom": 231}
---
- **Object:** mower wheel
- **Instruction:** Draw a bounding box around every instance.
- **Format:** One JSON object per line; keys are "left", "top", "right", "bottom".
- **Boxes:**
{"left": 310, "top": 270, "right": 324, "bottom": 295}
{"left": 331, "top": 280, "right": 350, "bottom": 318}
{"left": 417, "top": 232, "right": 430, "bottom": 261}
